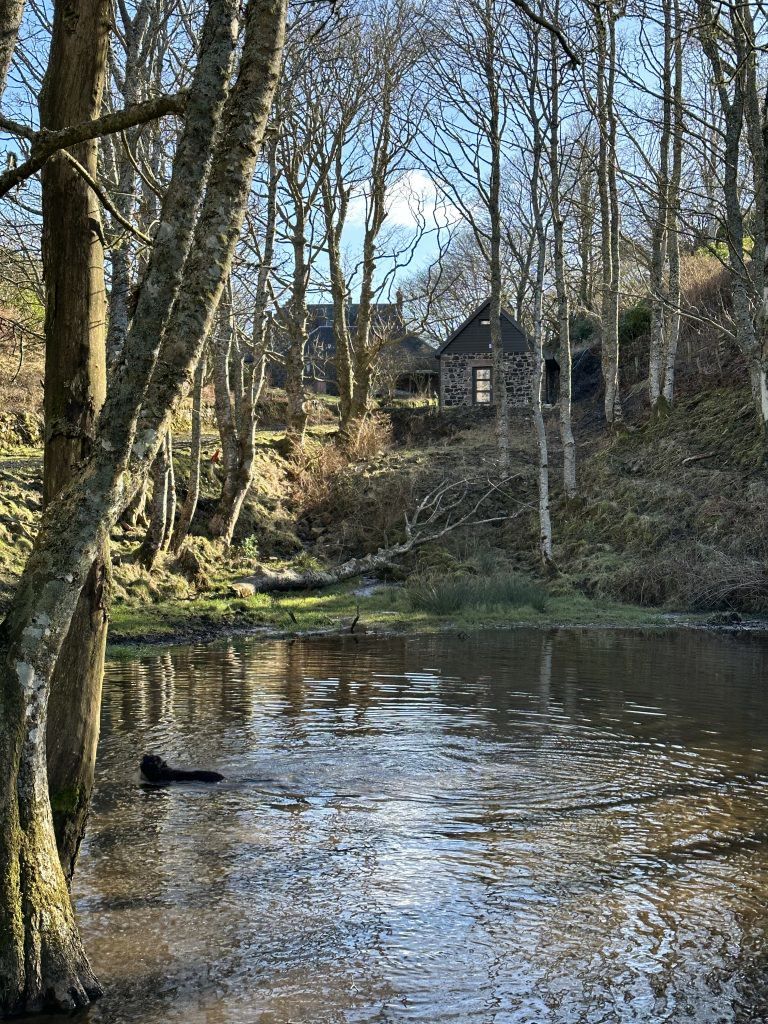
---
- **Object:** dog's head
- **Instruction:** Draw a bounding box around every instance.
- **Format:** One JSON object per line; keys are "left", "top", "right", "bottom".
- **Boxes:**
{"left": 140, "top": 754, "right": 167, "bottom": 779}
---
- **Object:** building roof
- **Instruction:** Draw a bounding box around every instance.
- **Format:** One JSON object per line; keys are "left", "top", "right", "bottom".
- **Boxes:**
{"left": 306, "top": 302, "right": 402, "bottom": 331}
{"left": 436, "top": 298, "right": 531, "bottom": 357}
{"left": 304, "top": 302, "right": 436, "bottom": 369}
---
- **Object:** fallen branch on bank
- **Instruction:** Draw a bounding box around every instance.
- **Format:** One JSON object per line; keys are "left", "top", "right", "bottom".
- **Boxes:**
{"left": 681, "top": 452, "right": 716, "bottom": 466}
{"left": 234, "top": 474, "right": 529, "bottom": 594}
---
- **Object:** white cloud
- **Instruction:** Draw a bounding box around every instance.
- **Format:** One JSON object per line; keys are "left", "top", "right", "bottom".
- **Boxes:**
{"left": 347, "top": 170, "right": 462, "bottom": 232}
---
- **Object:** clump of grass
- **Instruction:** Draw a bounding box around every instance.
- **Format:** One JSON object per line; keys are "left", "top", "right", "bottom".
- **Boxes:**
{"left": 406, "top": 571, "right": 549, "bottom": 615}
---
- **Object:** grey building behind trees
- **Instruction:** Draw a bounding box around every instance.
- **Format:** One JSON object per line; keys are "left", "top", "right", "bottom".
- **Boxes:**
{"left": 271, "top": 297, "right": 438, "bottom": 397}
{"left": 437, "top": 298, "right": 559, "bottom": 409}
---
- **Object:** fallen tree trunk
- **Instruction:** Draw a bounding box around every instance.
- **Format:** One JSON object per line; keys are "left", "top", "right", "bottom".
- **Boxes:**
{"left": 235, "top": 550, "right": 401, "bottom": 594}
{"left": 235, "top": 475, "right": 528, "bottom": 593}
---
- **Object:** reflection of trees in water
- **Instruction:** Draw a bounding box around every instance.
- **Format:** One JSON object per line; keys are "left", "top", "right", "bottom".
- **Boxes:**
{"left": 104, "top": 628, "right": 768, "bottom": 760}
{"left": 87, "top": 629, "right": 768, "bottom": 1021}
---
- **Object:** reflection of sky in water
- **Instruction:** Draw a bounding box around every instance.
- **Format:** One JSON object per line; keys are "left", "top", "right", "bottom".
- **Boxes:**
{"left": 50, "top": 629, "right": 768, "bottom": 1023}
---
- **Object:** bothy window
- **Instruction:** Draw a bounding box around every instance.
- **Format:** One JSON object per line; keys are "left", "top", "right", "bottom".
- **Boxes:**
{"left": 473, "top": 365, "right": 493, "bottom": 404}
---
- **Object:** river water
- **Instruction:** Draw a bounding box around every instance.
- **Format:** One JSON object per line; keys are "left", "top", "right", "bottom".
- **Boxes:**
{"left": 66, "top": 629, "right": 768, "bottom": 1023}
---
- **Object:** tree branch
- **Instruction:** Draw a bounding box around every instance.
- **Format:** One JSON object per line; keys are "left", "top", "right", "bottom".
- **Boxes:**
{"left": 511, "top": 0, "right": 580, "bottom": 65}
{"left": 0, "top": 91, "right": 187, "bottom": 197}
{"left": 59, "top": 149, "right": 152, "bottom": 244}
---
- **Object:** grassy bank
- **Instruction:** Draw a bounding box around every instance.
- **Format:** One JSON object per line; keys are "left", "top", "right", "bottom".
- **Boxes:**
{"left": 106, "top": 575, "right": 692, "bottom": 656}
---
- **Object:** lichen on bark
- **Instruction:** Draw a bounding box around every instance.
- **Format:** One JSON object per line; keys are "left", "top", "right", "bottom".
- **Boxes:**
{"left": 0, "top": 0, "right": 289, "bottom": 1011}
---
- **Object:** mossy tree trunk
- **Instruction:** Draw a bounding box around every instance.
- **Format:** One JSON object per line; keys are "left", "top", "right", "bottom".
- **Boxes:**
{"left": 0, "top": 623, "right": 103, "bottom": 1015}
{"left": 172, "top": 350, "right": 207, "bottom": 551}
{"left": 0, "top": 0, "right": 286, "bottom": 1011}
{"left": 39, "top": 0, "right": 111, "bottom": 883}
{"left": 0, "top": 0, "right": 24, "bottom": 99}
{"left": 138, "top": 431, "right": 176, "bottom": 569}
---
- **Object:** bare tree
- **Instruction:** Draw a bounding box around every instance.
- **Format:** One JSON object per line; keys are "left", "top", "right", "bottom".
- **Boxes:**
{"left": 421, "top": 0, "right": 516, "bottom": 470}
{"left": 38, "top": 0, "right": 111, "bottom": 882}
{"left": 662, "top": 7, "right": 683, "bottom": 406}
{"left": 344, "top": 0, "right": 425, "bottom": 422}
{"left": 422, "top": 0, "right": 574, "bottom": 465}
{"left": 0, "top": 0, "right": 286, "bottom": 1010}
{"left": 104, "top": 0, "right": 166, "bottom": 368}
{"left": 647, "top": 0, "right": 684, "bottom": 412}
{"left": 207, "top": 148, "right": 281, "bottom": 548}
{"left": 588, "top": 0, "right": 623, "bottom": 425}
{"left": 696, "top": 0, "right": 768, "bottom": 441}
{"left": 547, "top": 0, "right": 576, "bottom": 497}
{"left": 273, "top": 22, "right": 333, "bottom": 441}
{"left": 523, "top": 17, "right": 553, "bottom": 562}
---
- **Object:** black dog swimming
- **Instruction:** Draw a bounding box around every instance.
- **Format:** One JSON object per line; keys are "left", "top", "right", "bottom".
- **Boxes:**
{"left": 140, "top": 754, "right": 224, "bottom": 784}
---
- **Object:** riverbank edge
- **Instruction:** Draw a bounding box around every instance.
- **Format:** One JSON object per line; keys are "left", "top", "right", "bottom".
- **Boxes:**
{"left": 106, "top": 585, "right": 763, "bottom": 657}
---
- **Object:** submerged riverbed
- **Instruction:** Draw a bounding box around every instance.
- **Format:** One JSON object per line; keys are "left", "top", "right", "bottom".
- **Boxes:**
{"left": 64, "top": 629, "right": 768, "bottom": 1022}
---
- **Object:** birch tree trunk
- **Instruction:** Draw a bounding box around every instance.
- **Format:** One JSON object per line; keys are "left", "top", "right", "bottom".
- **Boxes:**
{"left": 208, "top": 282, "right": 257, "bottom": 544}
{"left": 594, "top": 2, "right": 622, "bottom": 426}
{"left": 548, "top": 11, "right": 576, "bottom": 498}
{"left": 346, "top": 101, "right": 396, "bottom": 426}
{"left": 212, "top": 286, "right": 238, "bottom": 487}
{"left": 284, "top": 214, "right": 309, "bottom": 441}
{"left": 39, "top": 0, "right": 111, "bottom": 883}
{"left": 576, "top": 133, "right": 597, "bottom": 312}
{"left": 662, "top": 0, "right": 683, "bottom": 406}
{"left": 484, "top": 0, "right": 510, "bottom": 472}
{"left": 322, "top": 173, "right": 355, "bottom": 423}
{"left": 209, "top": 145, "right": 278, "bottom": 543}
{"left": 528, "top": 31, "right": 552, "bottom": 564}
{"left": 138, "top": 431, "right": 175, "bottom": 568}
{"left": 105, "top": 0, "right": 155, "bottom": 369}
{"left": 209, "top": 106, "right": 278, "bottom": 544}
{"left": 172, "top": 350, "right": 206, "bottom": 550}
{"left": 0, "top": 0, "right": 287, "bottom": 1007}
{"left": 648, "top": 0, "right": 672, "bottom": 411}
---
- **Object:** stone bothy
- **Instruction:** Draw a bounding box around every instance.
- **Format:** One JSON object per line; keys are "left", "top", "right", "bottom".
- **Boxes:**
{"left": 437, "top": 298, "right": 536, "bottom": 409}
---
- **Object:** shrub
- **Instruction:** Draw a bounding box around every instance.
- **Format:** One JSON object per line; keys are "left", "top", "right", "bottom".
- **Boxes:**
{"left": 619, "top": 301, "right": 651, "bottom": 346}
{"left": 343, "top": 413, "right": 392, "bottom": 461}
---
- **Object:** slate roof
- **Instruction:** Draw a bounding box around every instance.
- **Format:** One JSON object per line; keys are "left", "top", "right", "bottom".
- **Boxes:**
{"left": 436, "top": 298, "right": 532, "bottom": 357}
{"left": 307, "top": 302, "right": 401, "bottom": 330}
{"left": 305, "top": 303, "right": 436, "bottom": 371}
